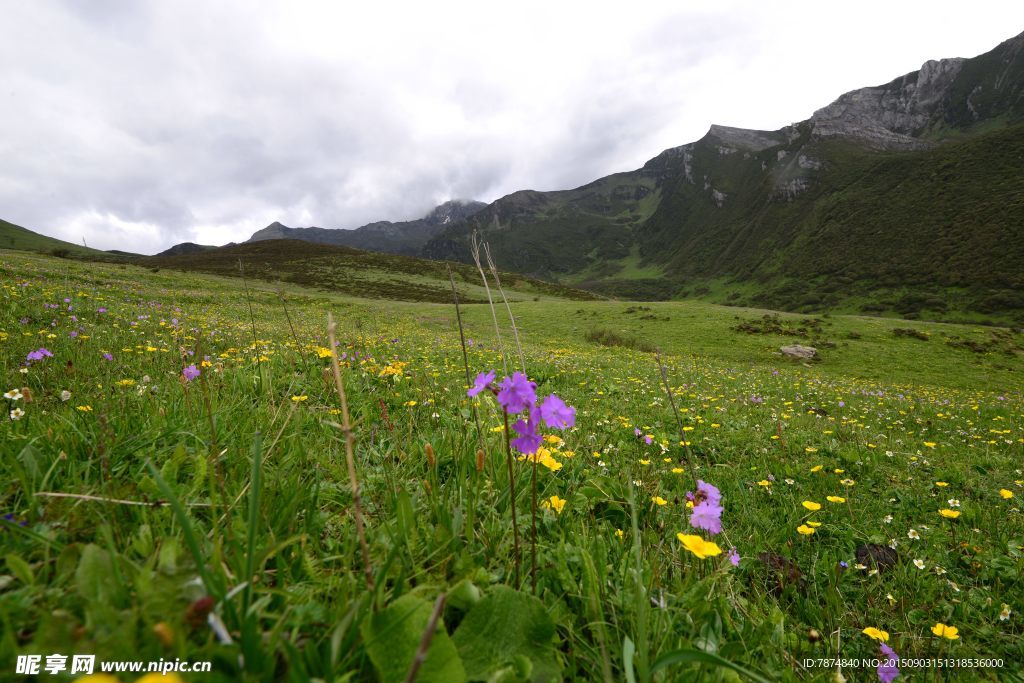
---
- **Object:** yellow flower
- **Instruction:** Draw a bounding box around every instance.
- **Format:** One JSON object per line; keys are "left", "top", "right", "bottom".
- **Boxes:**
{"left": 314, "top": 346, "right": 333, "bottom": 358}
{"left": 291, "top": 395, "right": 308, "bottom": 402}
{"left": 806, "top": 521, "right": 822, "bottom": 527}
{"left": 796, "top": 524, "right": 816, "bottom": 536}
{"left": 403, "top": 400, "right": 417, "bottom": 407}
{"left": 810, "top": 465, "right": 823, "bottom": 472}
{"left": 651, "top": 496, "right": 668, "bottom": 506}
{"left": 802, "top": 501, "right": 822, "bottom": 511}
{"left": 671, "top": 467, "right": 684, "bottom": 474}
{"left": 827, "top": 496, "right": 846, "bottom": 503}
{"left": 931, "top": 623, "right": 959, "bottom": 640}
{"left": 999, "top": 489, "right": 1014, "bottom": 499}
{"left": 923, "top": 441, "right": 937, "bottom": 448}
{"left": 939, "top": 509, "right": 961, "bottom": 519}
{"left": 935, "top": 481, "right": 949, "bottom": 487}
{"left": 542, "top": 495, "right": 566, "bottom": 514}
{"left": 862, "top": 627, "right": 890, "bottom": 642}
{"left": 137, "top": 674, "right": 186, "bottom": 683}
{"left": 76, "top": 405, "right": 93, "bottom": 412}
{"left": 757, "top": 480, "right": 771, "bottom": 487}
{"left": 615, "top": 529, "right": 624, "bottom": 539}
{"left": 677, "top": 533, "right": 722, "bottom": 559}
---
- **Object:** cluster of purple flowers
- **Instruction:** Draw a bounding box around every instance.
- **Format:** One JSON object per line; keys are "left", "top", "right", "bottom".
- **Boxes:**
{"left": 688, "top": 480, "right": 724, "bottom": 535}
{"left": 26, "top": 348, "right": 53, "bottom": 363}
{"left": 878, "top": 643, "right": 900, "bottom": 683}
{"left": 468, "top": 371, "right": 575, "bottom": 455}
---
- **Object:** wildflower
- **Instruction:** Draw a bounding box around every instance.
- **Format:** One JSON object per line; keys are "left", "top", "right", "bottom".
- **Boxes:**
{"left": 26, "top": 347, "right": 53, "bottom": 362}
{"left": 291, "top": 395, "right": 308, "bottom": 402}
{"left": 999, "top": 603, "right": 1011, "bottom": 621}
{"left": 542, "top": 495, "right": 566, "bottom": 514}
{"left": 923, "top": 441, "right": 937, "bottom": 449}
{"left": 862, "top": 627, "right": 889, "bottom": 641}
{"left": 827, "top": 496, "right": 846, "bottom": 503}
{"left": 1000, "top": 489, "right": 1014, "bottom": 499}
{"left": 182, "top": 365, "right": 200, "bottom": 381}
{"left": 913, "top": 559, "right": 925, "bottom": 569}
{"left": 935, "top": 481, "right": 948, "bottom": 487}
{"left": 802, "top": 501, "right": 822, "bottom": 511}
{"left": 796, "top": 524, "right": 816, "bottom": 536}
{"left": 9, "top": 408, "right": 25, "bottom": 420}
{"left": 539, "top": 394, "right": 575, "bottom": 429}
{"left": 728, "top": 548, "right": 740, "bottom": 567}
{"left": 840, "top": 478, "right": 856, "bottom": 486}
{"left": 496, "top": 372, "right": 536, "bottom": 414}
{"left": 3, "top": 389, "right": 22, "bottom": 401}
{"left": 883, "top": 515, "right": 893, "bottom": 524}
{"left": 76, "top": 405, "right": 92, "bottom": 412}
{"left": 939, "top": 509, "right": 960, "bottom": 519}
{"left": 810, "top": 465, "right": 823, "bottom": 472}
{"left": 947, "top": 499, "right": 960, "bottom": 507}
{"left": 689, "top": 501, "right": 723, "bottom": 534}
{"left": 907, "top": 529, "right": 920, "bottom": 539}
{"left": 651, "top": 496, "right": 668, "bottom": 506}
{"left": 877, "top": 643, "right": 900, "bottom": 683}
{"left": 510, "top": 408, "right": 543, "bottom": 455}
{"left": 60, "top": 390, "right": 71, "bottom": 401}
{"left": 677, "top": 533, "right": 722, "bottom": 559}
{"left": 467, "top": 370, "right": 496, "bottom": 397}
{"left": 102, "top": 352, "right": 113, "bottom": 361}
{"left": 930, "top": 623, "right": 959, "bottom": 640}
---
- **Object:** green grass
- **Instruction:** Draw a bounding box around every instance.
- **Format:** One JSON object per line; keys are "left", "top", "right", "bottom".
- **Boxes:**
{"left": 2, "top": 250, "right": 1023, "bottom": 681}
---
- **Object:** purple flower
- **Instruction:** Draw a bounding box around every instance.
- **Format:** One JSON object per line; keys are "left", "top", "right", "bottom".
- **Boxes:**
{"left": 26, "top": 348, "right": 53, "bottom": 362}
{"left": 539, "top": 394, "right": 575, "bottom": 429}
{"left": 510, "top": 407, "right": 543, "bottom": 455}
{"left": 696, "top": 480, "right": 721, "bottom": 506}
{"left": 97, "top": 307, "right": 107, "bottom": 313}
{"left": 728, "top": 548, "right": 740, "bottom": 567}
{"left": 838, "top": 400, "right": 845, "bottom": 408}
{"left": 102, "top": 352, "right": 113, "bottom": 361}
{"left": 877, "top": 644, "right": 900, "bottom": 683}
{"left": 689, "top": 500, "right": 723, "bottom": 535}
{"left": 496, "top": 372, "right": 536, "bottom": 415}
{"left": 182, "top": 365, "right": 201, "bottom": 381}
{"left": 467, "top": 370, "right": 496, "bottom": 398}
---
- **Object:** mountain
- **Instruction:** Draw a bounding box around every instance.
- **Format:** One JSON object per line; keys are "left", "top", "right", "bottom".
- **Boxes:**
{"left": 422, "top": 30, "right": 1024, "bottom": 321}
{"left": 247, "top": 199, "right": 487, "bottom": 256}
{"left": 155, "top": 242, "right": 219, "bottom": 257}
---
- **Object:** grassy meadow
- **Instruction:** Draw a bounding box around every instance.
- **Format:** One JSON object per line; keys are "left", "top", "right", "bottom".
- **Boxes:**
{"left": 2, "top": 250, "right": 1023, "bottom": 682}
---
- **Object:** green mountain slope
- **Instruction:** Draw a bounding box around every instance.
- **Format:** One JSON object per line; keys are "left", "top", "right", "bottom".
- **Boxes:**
{"left": 0, "top": 218, "right": 112, "bottom": 258}
{"left": 422, "top": 30, "right": 1024, "bottom": 322}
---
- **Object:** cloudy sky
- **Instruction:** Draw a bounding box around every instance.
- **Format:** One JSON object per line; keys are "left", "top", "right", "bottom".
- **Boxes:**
{"left": 3, "top": 1, "right": 1023, "bottom": 254}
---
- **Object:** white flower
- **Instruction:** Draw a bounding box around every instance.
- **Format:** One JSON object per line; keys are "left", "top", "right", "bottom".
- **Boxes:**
{"left": 947, "top": 499, "right": 961, "bottom": 507}
{"left": 19, "top": 368, "right": 28, "bottom": 374}
{"left": 883, "top": 515, "right": 893, "bottom": 524}
{"left": 914, "top": 559, "right": 926, "bottom": 569}
{"left": 908, "top": 529, "right": 920, "bottom": 539}
{"left": 889, "top": 539, "right": 898, "bottom": 549}
{"left": 934, "top": 566, "right": 947, "bottom": 576}
{"left": 60, "top": 390, "right": 72, "bottom": 402}
{"left": 3, "top": 389, "right": 22, "bottom": 401}
{"left": 10, "top": 408, "right": 25, "bottom": 420}
{"left": 1000, "top": 603, "right": 1011, "bottom": 621}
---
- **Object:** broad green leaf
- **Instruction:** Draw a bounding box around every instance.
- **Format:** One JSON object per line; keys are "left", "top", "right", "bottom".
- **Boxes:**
{"left": 361, "top": 593, "right": 466, "bottom": 683}
{"left": 651, "top": 648, "right": 774, "bottom": 683}
{"left": 75, "top": 544, "right": 121, "bottom": 605}
{"left": 5, "top": 553, "right": 33, "bottom": 585}
{"left": 452, "top": 586, "right": 559, "bottom": 682}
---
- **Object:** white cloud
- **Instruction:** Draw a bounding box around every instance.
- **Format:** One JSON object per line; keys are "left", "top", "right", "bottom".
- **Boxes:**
{"left": 1, "top": 0, "right": 1021, "bottom": 254}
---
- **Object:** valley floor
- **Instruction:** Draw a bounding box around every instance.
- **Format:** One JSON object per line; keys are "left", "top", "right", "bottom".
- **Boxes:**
{"left": 2, "top": 250, "right": 1022, "bottom": 681}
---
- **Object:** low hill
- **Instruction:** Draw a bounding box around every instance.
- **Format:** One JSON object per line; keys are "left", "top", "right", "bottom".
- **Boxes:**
{"left": 144, "top": 238, "right": 596, "bottom": 303}
{"left": 0, "top": 218, "right": 114, "bottom": 259}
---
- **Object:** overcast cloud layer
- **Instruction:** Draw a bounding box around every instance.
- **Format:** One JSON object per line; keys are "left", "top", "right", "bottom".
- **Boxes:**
{"left": 3, "top": 1, "right": 1023, "bottom": 254}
